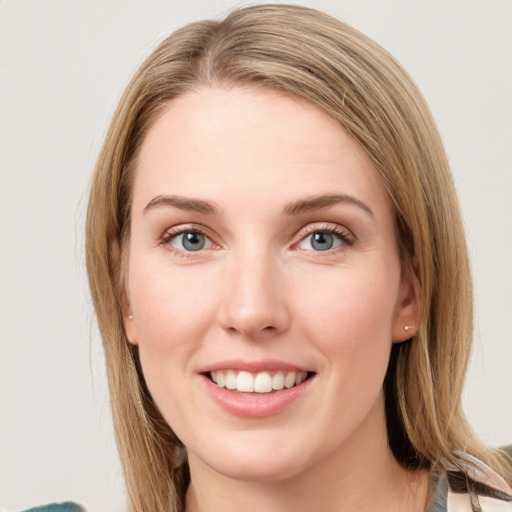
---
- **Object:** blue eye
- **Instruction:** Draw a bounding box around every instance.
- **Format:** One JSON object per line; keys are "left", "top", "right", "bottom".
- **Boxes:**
{"left": 298, "top": 231, "right": 346, "bottom": 251}
{"left": 171, "top": 232, "right": 207, "bottom": 251}
{"left": 311, "top": 232, "right": 335, "bottom": 251}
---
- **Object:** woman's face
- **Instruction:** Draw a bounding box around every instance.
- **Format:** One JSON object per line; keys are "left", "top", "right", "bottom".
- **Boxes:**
{"left": 123, "top": 87, "right": 417, "bottom": 482}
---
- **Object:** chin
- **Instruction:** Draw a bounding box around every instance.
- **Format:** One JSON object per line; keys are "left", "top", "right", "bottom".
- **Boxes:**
{"left": 208, "top": 455, "right": 305, "bottom": 483}
{"left": 189, "top": 432, "right": 322, "bottom": 483}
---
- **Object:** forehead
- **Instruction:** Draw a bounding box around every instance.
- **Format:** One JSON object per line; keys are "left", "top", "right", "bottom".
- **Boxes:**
{"left": 133, "top": 86, "right": 389, "bottom": 216}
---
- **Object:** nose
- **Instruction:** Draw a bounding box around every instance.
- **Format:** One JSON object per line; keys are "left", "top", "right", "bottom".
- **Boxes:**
{"left": 218, "top": 250, "right": 291, "bottom": 339}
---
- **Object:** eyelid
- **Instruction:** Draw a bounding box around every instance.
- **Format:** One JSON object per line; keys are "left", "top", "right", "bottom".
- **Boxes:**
{"left": 159, "top": 223, "right": 220, "bottom": 253}
{"left": 158, "top": 221, "right": 354, "bottom": 255}
{"left": 293, "top": 222, "right": 355, "bottom": 251}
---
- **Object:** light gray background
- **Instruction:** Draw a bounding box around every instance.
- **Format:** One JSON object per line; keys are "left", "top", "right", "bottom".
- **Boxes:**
{"left": 0, "top": 1, "right": 510, "bottom": 511}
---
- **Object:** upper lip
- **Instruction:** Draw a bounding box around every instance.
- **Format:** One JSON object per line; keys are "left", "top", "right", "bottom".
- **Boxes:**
{"left": 199, "top": 359, "right": 313, "bottom": 374}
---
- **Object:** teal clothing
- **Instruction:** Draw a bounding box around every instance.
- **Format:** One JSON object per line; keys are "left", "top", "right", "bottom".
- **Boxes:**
{"left": 22, "top": 504, "right": 84, "bottom": 512}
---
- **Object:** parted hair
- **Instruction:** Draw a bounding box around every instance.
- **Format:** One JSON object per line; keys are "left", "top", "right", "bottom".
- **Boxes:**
{"left": 85, "top": 4, "right": 511, "bottom": 511}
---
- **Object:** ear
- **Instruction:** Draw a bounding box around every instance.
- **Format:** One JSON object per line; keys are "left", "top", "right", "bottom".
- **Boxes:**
{"left": 112, "top": 239, "right": 139, "bottom": 345}
{"left": 392, "top": 266, "right": 421, "bottom": 343}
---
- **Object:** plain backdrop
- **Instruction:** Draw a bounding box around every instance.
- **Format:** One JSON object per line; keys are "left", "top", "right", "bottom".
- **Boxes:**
{"left": 0, "top": 1, "right": 511, "bottom": 511}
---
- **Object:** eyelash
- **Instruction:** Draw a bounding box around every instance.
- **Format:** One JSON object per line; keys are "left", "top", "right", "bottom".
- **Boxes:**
{"left": 159, "top": 223, "right": 354, "bottom": 256}
{"left": 159, "top": 224, "right": 215, "bottom": 258}
{"left": 295, "top": 223, "right": 355, "bottom": 253}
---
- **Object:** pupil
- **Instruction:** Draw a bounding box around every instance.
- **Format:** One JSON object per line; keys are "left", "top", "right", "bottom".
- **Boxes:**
{"left": 311, "top": 232, "right": 333, "bottom": 251}
{"left": 183, "top": 232, "right": 205, "bottom": 251}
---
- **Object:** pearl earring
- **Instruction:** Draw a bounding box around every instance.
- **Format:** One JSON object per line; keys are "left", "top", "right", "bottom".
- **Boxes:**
{"left": 404, "top": 325, "right": 414, "bottom": 332}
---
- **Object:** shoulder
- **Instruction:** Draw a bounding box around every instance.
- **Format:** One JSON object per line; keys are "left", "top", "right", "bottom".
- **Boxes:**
{"left": 21, "top": 504, "right": 85, "bottom": 512}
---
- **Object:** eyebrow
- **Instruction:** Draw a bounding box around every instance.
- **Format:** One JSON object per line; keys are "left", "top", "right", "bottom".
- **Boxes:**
{"left": 143, "top": 193, "right": 373, "bottom": 218}
{"left": 143, "top": 194, "right": 221, "bottom": 215}
{"left": 284, "top": 194, "right": 374, "bottom": 217}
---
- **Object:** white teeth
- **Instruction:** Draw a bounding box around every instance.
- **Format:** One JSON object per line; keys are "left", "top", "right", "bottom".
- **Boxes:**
{"left": 272, "top": 372, "right": 285, "bottom": 390}
{"left": 236, "top": 371, "right": 254, "bottom": 392}
{"left": 216, "top": 371, "right": 226, "bottom": 388}
{"left": 284, "top": 372, "right": 296, "bottom": 388}
{"left": 295, "top": 371, "right": 307, "bottom": 385}
{"left": 209, "top": 370, "right": 309, "bottom": 393}
{"left": 254, "top": 372, "right": 272, "bottom": 393}
{"left": 225, "top": 370, "right": 237, "bottom": 390}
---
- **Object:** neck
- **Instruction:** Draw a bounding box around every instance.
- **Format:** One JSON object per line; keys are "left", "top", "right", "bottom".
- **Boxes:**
{"left": 184, "top": 396, "right": 429, "bottom": 512}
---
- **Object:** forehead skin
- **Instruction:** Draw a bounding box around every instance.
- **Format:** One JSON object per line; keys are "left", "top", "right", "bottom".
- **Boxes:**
{"left": 131, "top": 86, "right": 392, "bottom": 231}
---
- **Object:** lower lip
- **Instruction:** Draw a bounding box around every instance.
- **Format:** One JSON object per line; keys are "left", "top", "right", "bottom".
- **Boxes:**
{"left": 201, "top": 375, "right": 314, "bottom": 418}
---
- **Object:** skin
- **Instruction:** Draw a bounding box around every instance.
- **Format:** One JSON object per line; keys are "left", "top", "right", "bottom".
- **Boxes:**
{"left": 123, "top": 87, "right": 425, "bottom": 512}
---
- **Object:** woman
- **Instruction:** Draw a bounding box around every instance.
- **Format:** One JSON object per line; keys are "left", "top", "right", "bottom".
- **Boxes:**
{"left": 80, "top": 4, "right": 511, "bottom": 512}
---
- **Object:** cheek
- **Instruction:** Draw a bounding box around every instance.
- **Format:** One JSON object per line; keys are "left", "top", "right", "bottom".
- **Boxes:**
{"left": 130, "top": 260, "right": 216, "bottom": 340}
{"left": 296, "top": 263, "right": 399, "bottom": 342}
{"left": 294, "top": 263, "right": 399, "bottom": 393}
{"left": 127, "top": 263, "right": 218, "bottom": 429}
{"left": 127, "top": 260, "right": 220, "bottom": 400}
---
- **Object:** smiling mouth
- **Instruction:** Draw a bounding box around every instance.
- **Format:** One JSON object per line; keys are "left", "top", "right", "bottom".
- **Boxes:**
{"left": 207, "top": 370, "right": 314, "bottom": 393}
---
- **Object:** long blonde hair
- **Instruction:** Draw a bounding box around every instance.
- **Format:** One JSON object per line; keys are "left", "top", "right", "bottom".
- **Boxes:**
{"left": 86, "top": 4, "right": 511, "bottom": 511}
